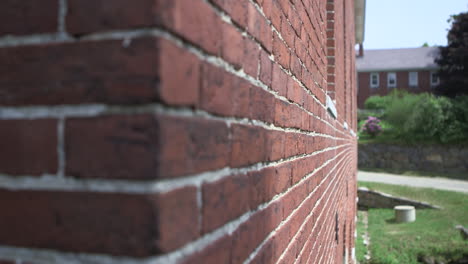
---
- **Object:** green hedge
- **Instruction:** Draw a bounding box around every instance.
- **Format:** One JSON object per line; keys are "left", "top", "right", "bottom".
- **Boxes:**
{"left": 362, "top": 90, "right": 468, "bottom": 144}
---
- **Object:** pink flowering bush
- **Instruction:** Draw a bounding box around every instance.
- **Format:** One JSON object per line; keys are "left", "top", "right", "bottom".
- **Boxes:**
{"left": 361, "top": 116, "right": 382, "bottom": 137}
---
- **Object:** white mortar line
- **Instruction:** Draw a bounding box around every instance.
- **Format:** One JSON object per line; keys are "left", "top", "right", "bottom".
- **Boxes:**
{"left": 0, "top": 23, "right": 350, "bottom": 137}
{"left": 0, "top": 148, "right": 353, "bottom": 264}
{"left": 58, "top": 0, "right": 68, "bottom": 35}
{"left": 302, "top": 187, "right": 343, "bottom": 264}
{"left": 56, "top": 117, "right": 66, "bottom": 178}
{"left": 0, "top": 33, "right": 73, "bottom": 47}
{"left": 277, "top": 157, "right": 350, "bottom": 264}
{"left": 243, "top": 151, "right": 351, "bottom": 264}
{"left": 0, "top": 103, "right": 348, "bottom": 140}
{"left": 298, "top": 163, "right": 351, "bottom": 264}
{"left": 0, "top": 144, "right": 350, "bottom": 193}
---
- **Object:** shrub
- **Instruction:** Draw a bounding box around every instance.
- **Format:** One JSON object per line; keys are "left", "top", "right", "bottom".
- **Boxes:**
{"left": 384, "top": 92, "right": 422, "bottom": 137}
{"left": 361, "top": 92, "right": 468, "bottom": 144}
{"left": 403, "top": 94, "right": 448, "bottom": 141}
{"left": 364, "top": 95, "right": 390, "bottom": 110}
{"left": 439, "top": 96, "right": 468, "bottom": 143}
{"left": 361, "top": 116, "right": 382, "bottom": 137}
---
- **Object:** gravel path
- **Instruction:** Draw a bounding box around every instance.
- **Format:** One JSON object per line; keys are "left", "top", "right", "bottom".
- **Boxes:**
{"left": 358, "top": 171, "right": 468, "bottom": 193}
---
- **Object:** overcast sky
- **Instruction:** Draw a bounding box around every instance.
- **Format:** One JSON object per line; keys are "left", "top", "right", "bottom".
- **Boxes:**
{"left": 364, "top": 0, "right": 468, "bottom": 49}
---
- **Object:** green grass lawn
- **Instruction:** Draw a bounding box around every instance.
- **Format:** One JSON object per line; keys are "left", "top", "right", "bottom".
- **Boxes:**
{"left": 356, "top": 211, "right": 368, "bottom": 263}
{"left": 356, "top": 182, "right": 468, "bottom": 264}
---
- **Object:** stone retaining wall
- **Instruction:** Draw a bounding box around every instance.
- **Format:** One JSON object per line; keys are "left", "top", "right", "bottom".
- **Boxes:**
{"left": 358, "top": 143, "right": 468, "bottom": 175}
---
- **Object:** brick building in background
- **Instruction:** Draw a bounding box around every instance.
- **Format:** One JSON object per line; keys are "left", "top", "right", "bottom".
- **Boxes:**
{"left": 0, "top": 0, "right": 363, "bottom": 263}
{"left": 357, "top": 47, "right": 440, "bottom": 108}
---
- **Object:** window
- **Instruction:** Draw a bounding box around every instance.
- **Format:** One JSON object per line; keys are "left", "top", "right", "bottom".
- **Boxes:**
{"left": 431, "top": 71, "right": 439, "bottom": 86}
{"left": 370, "top": 73, "right": 379, "bottom": 88}
{"left": 409, "top": 72, "right": 418, "bottom": 87}
{"left": 387, "top": 72, "right": 397, "bottom": 88}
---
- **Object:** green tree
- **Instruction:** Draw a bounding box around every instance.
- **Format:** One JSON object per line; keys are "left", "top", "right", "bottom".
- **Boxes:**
{"left": 435, "top": 11, "right": 468, "bottom": 97}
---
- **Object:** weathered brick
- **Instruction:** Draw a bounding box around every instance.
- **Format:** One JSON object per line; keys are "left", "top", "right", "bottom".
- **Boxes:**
{"left": 67, "top": 0, "right": 157, "bottom": 34}
{"left": 0, "top": 119, "right": 57, "bottom": 176}
{"left": 0, "top": 38, "right": 159, "bottom": 106}
{"left": 180, "top": 234, "right": 233, "bottom": 264}
{"left": 259, "top": 50, "right": 273, "bottom": 87}
{"left": 202, "top": 173, "right": 250, "bottom": 233}
{"left": 230, "top": 124, "right": 267, "bottom": 167}
{"left": 0, "top": 0, "right": 57, "bottom": 36}
{"left": 243, "top": 38, "right": 260, "bottom": 77}
{"left": 248, "top": 87, "right": 276, "bottom": 123}
{"left": 0, "top": 187, "right": 198, "bottom": 256}
{"left": 221, "top": 22, "right": 245, "bottom": 69}
{"left": 231, "top": 201, "right": 283, "bottom": 264}
{"left": 272, "top": 65, "right": 289, "bottom": 97}
{"left": 273, "top": 34, "right": 290, "bottom": 69}
{"left": 159, "top": 39, "right": 201, "bottom": 106}
{"left": 200, "top": 63, "right": 251, "bottom": 117}
{"left": 249, "top": 165, "right": 291, "bottom": 208}
{"left": 211, "top": 0, "right": 248, "bottom": 28}
{"left": 247, "top": 2, "right": 272, "bottom": 52}
{"left": 66, "top": 115, "right": 230, "bottom": 179}
{"left": 162, "top": 0, "right": 222, "bottom": 55}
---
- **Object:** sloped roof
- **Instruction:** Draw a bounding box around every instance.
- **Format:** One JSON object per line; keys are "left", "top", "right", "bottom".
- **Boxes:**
{"left": 356, "top": 47, "right": 440, "bottom": 72}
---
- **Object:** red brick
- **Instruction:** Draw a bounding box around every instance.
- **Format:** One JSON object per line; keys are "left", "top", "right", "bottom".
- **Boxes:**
{"left": 211, "top": 0, "right": 248, "bottom": 28}
{"left": 231, "top": 201, "right": 283, "bottom": 264}
{"left": 249, "top": 165, "right": 291, "bottom": 208}
{"left": 291, "top": 55, "right": 303, "bottom": 79}
{"left": 259, "top": 50, "right": 273, "bottom": 87}
{"left": 243, "top": 38, "right": 260, "bottom": 77}
{"left": 0, "top": 38, "right": 160, "bottom": 106}
{"left": 230, "top": 124, "right": 267, "bottom": 167}
{"left": 0, "top": 187, "right": 198, "bottom": 256}
{"left": 274, "top": 100, "right": 290, "bottom": 127}
{"left": 281, "top": 18, "right": 296, "bottom": 50}
{"left": 250, "top": 223, "right": 291, "bottom": 264}
{"left": 273, "top": 34, "right": 290, "bottom": 69}
{"left": 164, "top": 0, "right": 222, "bottom": 55}
{"left": 287, "top": 79, "right": 304, "bottom": 105}
{"left": 288, "top": 6, "right": 303, "bottom": 37}
{"left": 221, "top": 22, "right": 245, "bottom": 69}
{"left": 247, "top": 2, "right": 272, "bottom": 52}
{"left": 66, "top": 115, "right": 230, "bottom": 179}
{"left": 201, "top": 63, "right": 251, "bottom": 117}
{"left": 272, "top": 65, "right": 289, "bottom": 97}
{"left": 0, "top": 0, "right": 57, "bottom": 36}
{"left": 270, "top": 0, "right": 284, "bottom": 30}
{"left": 202, "top": 173, "right": 250, "bottom": 233}
{"left": 260, "top": 0, "right": 273, "bottom": 19}
{"left": 0, "top": 119, "right": 57, "bottom": 176}
{"left": 265, "top": 130, "right": 285, "bottom": 161}
{"left": 249, "top": 88, "right": 275, "bottom": 123}
{"left": 180, "top": 234, "right": 232, "bottom": 264}
{"left": 67, "top": 0, "right": 159, "bottom": 34}
{"left": 159, "top": 39, "right": 200, "bottom": 106}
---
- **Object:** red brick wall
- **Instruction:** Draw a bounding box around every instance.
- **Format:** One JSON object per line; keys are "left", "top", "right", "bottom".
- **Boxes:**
{"left": 357, "top": 70, "right": 435, "bottom": 108}
{"left": 0, "top": 0, "right": 358, "bottom": 263}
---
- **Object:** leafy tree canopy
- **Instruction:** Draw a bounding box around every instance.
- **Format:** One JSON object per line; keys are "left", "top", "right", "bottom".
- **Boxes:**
{"left": 435, "top": 11, "right": 468, "bottom": 97}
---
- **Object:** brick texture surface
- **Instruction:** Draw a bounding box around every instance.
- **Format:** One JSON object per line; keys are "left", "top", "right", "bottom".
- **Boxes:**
{"left": 0, "top": 0, "right": 358, "bottom": 263}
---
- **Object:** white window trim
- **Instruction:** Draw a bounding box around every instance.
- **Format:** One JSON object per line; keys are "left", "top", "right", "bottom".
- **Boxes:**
{"left": 409, "top": 72, "right": 418, "bottom": 87}
{"left": 387, "top": 72, "right": 397, "bottom": 88}
{"left": 370, "top": 73, "right": 379, "bottom": 88}
{"left": 431, "top": 71, "right": 440, "bottom": 86}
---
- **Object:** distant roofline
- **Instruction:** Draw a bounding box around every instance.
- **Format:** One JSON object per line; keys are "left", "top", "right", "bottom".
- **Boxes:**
{"left": 358, "top": 66, "right": 439, "bottom": 72}
{"left": 362, "top": 46, "right": 441, "bottom": 52}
